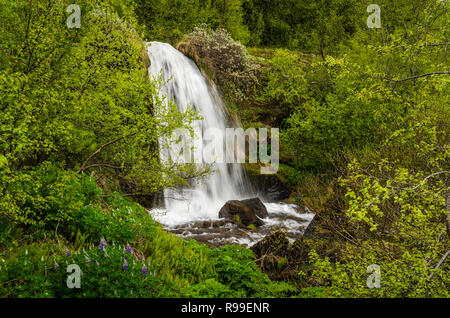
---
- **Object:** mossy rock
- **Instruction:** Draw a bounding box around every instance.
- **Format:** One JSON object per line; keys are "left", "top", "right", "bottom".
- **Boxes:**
{"left": 251, "top": 230, "right": 290, "bottom": 259}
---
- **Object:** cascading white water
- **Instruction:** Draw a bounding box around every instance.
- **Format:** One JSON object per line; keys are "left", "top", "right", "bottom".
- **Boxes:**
{"left": 146, "top": 42, "right": 314, "bottom": 246}
{"left": 147, "top": 42, "right": 249, "bottom": 226}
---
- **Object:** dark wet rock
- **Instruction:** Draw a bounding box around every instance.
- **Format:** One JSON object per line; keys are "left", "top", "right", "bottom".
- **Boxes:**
{"left": 246, "top": 173, "right": 291, "bottom": 202}
{"left": 218, "top": 198, "right": 267, "bottom": 227}
{"left": 172, "top": 220, "right": 228, "bottom": 230}
{"left": 160, "top": 203, "right": 314, "bottom": 250}
{"left": 241, "top": 198, "right": 268, "bottom": 218}
{"left": 302, "top": 214, "right": 316, "bottom": 238}
{"left": 180, "top": 225, "right": 253, "bottom": 248}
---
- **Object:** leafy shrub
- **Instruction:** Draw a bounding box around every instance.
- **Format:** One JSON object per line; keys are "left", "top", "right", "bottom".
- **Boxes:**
{"left": 257, "top": 49, "right": 308, "bottom": 123}
{"left": 0, "top": 162, "right": 157, "bottom": 244}
{"left": 296, "top": 287, "right": 329, "bottom": 298}
{"left": 142, "top": 233, "right": 215, "bottom": 294}
{"left": 307, "top": 124, "right": 450, "bottom": 298}
{"left": 206, "top": 245, "right": 296, "bottom": 297}
{"left": 134, "top": 0, "right": 250, "bottom": 44}
{"left": 67, "top": 192, "right": 157, "bottom": 244}
{"left": 186, "top": 278, "right": 237, "bottom": 298}
{"left": 1, "top": 162, "right": 101, "bottom": 229}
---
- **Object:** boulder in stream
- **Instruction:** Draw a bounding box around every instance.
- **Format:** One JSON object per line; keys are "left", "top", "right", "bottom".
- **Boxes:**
{"left": 219, "top": 198, "right": 268, "bottom": 227}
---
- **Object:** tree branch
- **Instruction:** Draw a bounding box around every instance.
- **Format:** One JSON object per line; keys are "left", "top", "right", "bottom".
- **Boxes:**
{"left": 446, "top": 176, "right": 450, "bottom": 240}
{"left": 82, "top": 163, "right": 123, "bottom": 171}
{"left": 387, "top": 171, "right": 450, "bottom": 192}
{"left": 369, "top": 72, "right": 450, "bottom": 83}
{"left": 78, "top": 133, "right": 136, "bottom": 174}
{"left": 428, "top": 250, "right": 450, "bottom": 280}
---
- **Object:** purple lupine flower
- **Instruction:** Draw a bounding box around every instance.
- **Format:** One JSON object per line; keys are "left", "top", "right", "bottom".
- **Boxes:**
{"left": 98, "top": 237, "right": 107, "bottom": 251}
{"left": 65, "top": 248, "right": 71, "bottom": 257}
{"left": 85, "top": 256, "right": 91, "bottom": 263}
{"left": 122, "top": 259, "right": 128, "bottom": 270}
{"left": 141, "top": 263, "right": 148, "bottom": 276}
{"left": 125, "top": 245, "right": 132, "bottom": 254}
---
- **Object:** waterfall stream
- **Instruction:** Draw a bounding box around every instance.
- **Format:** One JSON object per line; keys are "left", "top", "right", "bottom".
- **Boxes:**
{"left": 146, "top": 42, "right": 313, "bottom": 246}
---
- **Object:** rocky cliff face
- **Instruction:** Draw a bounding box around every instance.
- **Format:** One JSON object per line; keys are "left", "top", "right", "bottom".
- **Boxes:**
{"left": 176, "top": 29, "right": 260, "bottom": 94}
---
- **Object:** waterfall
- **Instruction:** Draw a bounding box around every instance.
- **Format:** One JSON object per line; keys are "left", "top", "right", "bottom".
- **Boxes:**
{"left": 146, "top": 42, "right": 250, "bottom": 226}
{"left": 146, "top": 42, "right": 313, "bottom": 246}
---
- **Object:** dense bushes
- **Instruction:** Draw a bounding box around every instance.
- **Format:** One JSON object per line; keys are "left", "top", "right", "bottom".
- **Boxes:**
{"left": 0, "top": 160, "right": 158, "bottom": 244}
{"left": 243, "top": 0, "right": 362, "bottom": 53}
{"left": 0, "top": 210, "right": 297, "bottom": 298}
{"left": 186, "top": 0, "right": 450, "bottom": 298}
{"left": 134, "top": 0, "right": 250, "bottom": 45}
{"left": 0, "top": 241, "right": 164, "bottom": 298}
{"left": 0, "top": 243, "right": 58, "bottom": 298}
{"left": 0, "top": 0, "right": 299, "bottom": 299}
{"left": 279, "top": 0, "right": 450, "bottom": 297}
{"left": 133, "top": 0, "right": 363, "bottom": 55}
{"left": 307, "top": 122, "right": 449, "bottom": 298}
{"left": 0, "top": 161, "right": 294, "bottom": 298}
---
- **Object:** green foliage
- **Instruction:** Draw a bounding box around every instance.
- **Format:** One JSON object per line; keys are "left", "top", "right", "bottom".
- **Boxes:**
{"left": 134, "top": 0, "right": 250, "bottom": 44}
{"left": 307, "top": 107, "right": 449, "bottom": 297}
{"left": 243, "top": 0, "right": 362, "bottom": 53}
{"left": 134, "top": 0, "right": 214, "bottom": 43}
{"left": 208, "top": 245, "right": 263, "bottom": 296}
{"left": 144, "top": 233, "right": 214, "bottom": 290}
{"left": 0, "top": 224, "right": 296, "bottom": 298}
{"left": 210, "top": 0, "right": 250, "bottom": 44}
{"left": 0, "top": 242, "right": 164, "bottom": 298}
{"left": 296, "top": 286, "right": 329, "bottom": 298}
{"left": 281, "top": 0, "right": 449, "bottom": 169}
{"left": 68, "top": 191, "right": 157, "bottom": 244}
{"left": 0, "top": 160, "right": 157, "bottom": 244}
{"left": 134, "top": 0, "right": 363, "bottom": 51}
{"left": 0, "top": 243, "right": 57, "bottom": 298}
{"left": 283, "top": 55, "right": 391, "bottom": 167}
{"left": 53, "top": 243, "right": 163, "bottom": 298}
{"left": 206, "top": 245, "right": 296, "bottom": 297}
{"left": 1, "top": 162, "right": 98, "bottom": 227}
{"left": 186, "top": 278, "right": 237, "bottom": 298}
{"left": 257, "top": 49, "right": 308, "bottom": 125}
{"left": 0, "top": 0, "right": 205, "bottom": 225}
{"left": 254, "top": 0, "right": 450, "bottom": 298}
{"left": 325, "top": 124, "right": 448, "bottom": 297}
